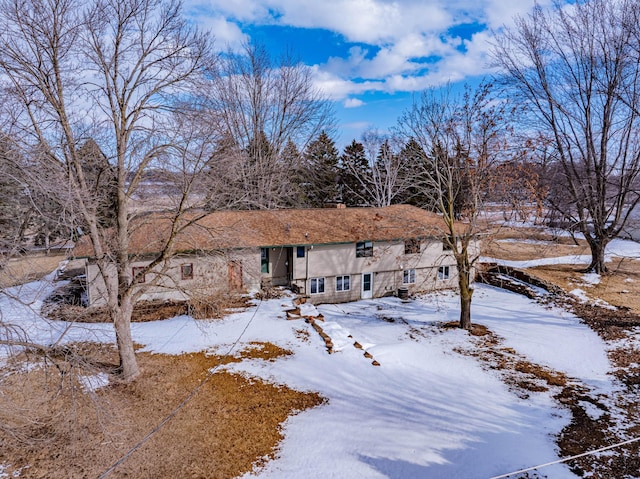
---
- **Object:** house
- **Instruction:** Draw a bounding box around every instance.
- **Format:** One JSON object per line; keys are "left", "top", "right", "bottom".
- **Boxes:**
{"left": 74, "top": 204, "right": 479, "bottom": 306}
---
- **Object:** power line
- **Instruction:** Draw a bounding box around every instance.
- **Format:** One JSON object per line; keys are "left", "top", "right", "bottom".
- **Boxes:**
{"left": 98, "top": 298, "right": 263, "bottom": 479}
{"left": 489, "top": 436, "right": 640, "bottom": 479}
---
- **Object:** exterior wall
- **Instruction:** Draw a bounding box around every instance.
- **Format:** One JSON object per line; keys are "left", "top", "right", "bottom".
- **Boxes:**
{"left": 290, "top": 238, "right": 477, "bottom": 305}
{"left": 85, "top": 249, "right": 261, "bottom": 307}
{"left": 84, "top": 238, "right": 481, "bottom": 308}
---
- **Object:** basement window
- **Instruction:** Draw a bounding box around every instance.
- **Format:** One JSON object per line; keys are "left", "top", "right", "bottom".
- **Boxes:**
{"left": 336, "top": 275, "right": 350, "bottom": 292}
{"left": 403, "top": 269, "right": 416, "bottom": 284}
{"left": 438, "top": 266, "right": 450, "bottom": 280}
{"left": 310, "top": 277, "right": 325, "bottom": 294}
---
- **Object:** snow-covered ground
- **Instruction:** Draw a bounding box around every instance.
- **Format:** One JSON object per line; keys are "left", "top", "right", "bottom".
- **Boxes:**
{"left": 3, "top": 237, "right": 640, "bottom": 478}
{"left": 1, "top": 276, "right": 620, "bottom": 478}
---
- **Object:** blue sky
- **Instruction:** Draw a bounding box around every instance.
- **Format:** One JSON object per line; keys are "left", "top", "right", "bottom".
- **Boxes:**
{"left": 185, "top": 0, "right": 552, "bottom": 147}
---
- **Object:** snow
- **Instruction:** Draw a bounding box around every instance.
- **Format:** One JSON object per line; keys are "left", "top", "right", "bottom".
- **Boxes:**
{"left": 78, "top": 372, "right": 110, "bottom": 392}
{"left": 570, "top": 288, "right": 590, "bottom": 303}
{"left": 582, "top": 273, "right": 601, "bottom": 286}
{"left": 7, "top": 236, "right": 640, "bottom": 477}
{"left": 3, "top": 277, "right": 623, "bottom": 479}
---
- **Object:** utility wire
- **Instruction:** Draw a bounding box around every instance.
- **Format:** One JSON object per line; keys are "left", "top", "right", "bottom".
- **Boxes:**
{"left": 489, "top": 436, "right": 640, "bottom": 479}
{"left": 98, "top": 298, "right": 263, "bottom": 479}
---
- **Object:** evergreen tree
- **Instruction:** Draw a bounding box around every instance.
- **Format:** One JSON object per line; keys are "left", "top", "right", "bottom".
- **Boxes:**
{"left": 339, "top": 140, "right": 371, "bottom": 206}
{"left": 76, "top": 139, "right": 117, "bottom": 227}
{"left": 397, "top": 138, "right": 429, "bottom": 206}
{"left": 281, "top": 138, "right": 307, "bottom": 207}
{"left": 0, "top": 134, "right": 31, "bottom": 254}
{"left": 302, "top": 131, "right": 340, "bottom": 206}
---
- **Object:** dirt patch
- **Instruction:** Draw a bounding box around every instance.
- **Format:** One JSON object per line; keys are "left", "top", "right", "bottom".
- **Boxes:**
{"left": 0, "top": 343, "right": 324, "bottom": 479}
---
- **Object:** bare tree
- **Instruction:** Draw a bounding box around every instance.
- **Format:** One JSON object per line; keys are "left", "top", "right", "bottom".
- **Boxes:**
{"left": 0, "top": 0, "right": 214, "bottom": 380}
{"left": 203, "top": 42, "right": 334, "bottom": 209}
{"left": 493, "top": 0, "right": 640, "bottom": 273}
{"left": 339, "top": 130, "right": 411, "bottom": 207}
{"left": 396, "top": 84, "right": 511, "bottom": 329}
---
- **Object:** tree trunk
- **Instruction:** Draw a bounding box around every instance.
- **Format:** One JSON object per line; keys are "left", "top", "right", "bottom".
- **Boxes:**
{"left": 456, "top": 256, "right": 474, "bottom": 330}
{"left": 586, "top": 236, "right": 608, "bottom": 274}
{"left": 459, "top": 291, "right": 472, "bottom": 330}
{"left": 112, "top": 297, "right": 140, "bottom": 381}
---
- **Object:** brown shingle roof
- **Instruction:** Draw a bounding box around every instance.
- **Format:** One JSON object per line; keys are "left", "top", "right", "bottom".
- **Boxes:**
{"left": 74, "top": 204, "right": 452, "bottom": 258}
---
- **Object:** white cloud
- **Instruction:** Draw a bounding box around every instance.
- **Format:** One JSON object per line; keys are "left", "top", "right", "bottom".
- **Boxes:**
{"left": 344, "top": 98, "right": 365, "bottom": 108}
{"left": 189, "top": 0, "right": 562, "bottom": 98}
{"left": 485, "top": 0, "right": 553, "bottom": 29}
{"left": 311, "top": 66, "right": 385, "bottom": 99}
{"left": 203, "top": 16, "right": 248, "bottom": 51}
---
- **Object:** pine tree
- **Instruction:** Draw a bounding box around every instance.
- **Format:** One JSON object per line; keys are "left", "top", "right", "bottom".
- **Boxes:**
{"left": 302, "top": 131, "right": 340, "bottom": 207}
{"left": 339, "top": 140, "right": 371, "bottom": 206}
{"left": 281, "top": 138, "right": 307, "bottom": 207}
{"left": 0, "top": 134, "right": 31, "bottom": 255}
{"left": 77, "top": 139, "right": 117, "bottom": 228}
{"left": 397, "top": 138, "right": 429, "bottom": 206}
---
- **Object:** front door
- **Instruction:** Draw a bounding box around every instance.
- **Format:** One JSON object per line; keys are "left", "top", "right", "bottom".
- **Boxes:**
{"left": 361, "top": 272, "right": 373, "bottom": 299}
{"left": 228, "top": 261, "right": 243, "bottom": 292}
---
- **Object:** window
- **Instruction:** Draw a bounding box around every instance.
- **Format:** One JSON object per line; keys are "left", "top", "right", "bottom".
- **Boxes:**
{"left": 356, "top": 241, "right": 373, "bottom": 257}
{"left": 132, "top": 266, "right": 146, "bottom": 284}
{"left": 336, "top": 275, "right": 350, "bottom": 292}
{"left": 297, "top": 246, "right": 305, "bottom": 258}
{"left": 310, "top": 277, "right": 325, "bottom": 294}
{"left": 261, "top": 248, "right": 269, "bottom": 273}
{"left": 403, "top": 269, "right": 416, "bottom": 284}
{"left": 404, "top": 238, "right": 420, "bottom": 254}
{"left": 438, "top": 266, "right": 450, "bottom": 280}
{"left": 181, "top": 263, "right": 193, "bottom": 280}
{"left": 443, "top": 237, "right": 453, "bottom": 251}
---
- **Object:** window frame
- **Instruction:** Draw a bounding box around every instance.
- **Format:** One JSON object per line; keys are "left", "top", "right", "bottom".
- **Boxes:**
{"left": 356, "top": 240, "right": 373, "bottom": 258}
{"left": 336, "top": 275, "right": 351, "bottom": 292}
{"left": 310, "top": 277, "right": 325, "bottom": 294}
{"left": 181, "top": 263, "right": 194, "bottom": 280}
{"left": 438, "top": 265, "right": 450, "bottom": 280}
{"left": 261, "top": 248, "right": 269, "bottom": 273}
{"left": 402, "top": 268, "right": 416, "bottom": 284}
{"left": 404, "top": 238, "right": 421, "bottom": 255}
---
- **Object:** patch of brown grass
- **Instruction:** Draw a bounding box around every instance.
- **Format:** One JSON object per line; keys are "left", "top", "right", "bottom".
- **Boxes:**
{"left": 482, "top": 234, "right": 589, "bottom": 262}
{"left": 532, "top": 260, "right": 640, "bottom": 315}
{"left": 45, "top": 294, "right": 252, "bottom": 323}
{"left": 0, "top": 254, "right": 65, "bottom": 288}
{"left": 0, "top": 343, "right": 324, "bottom": 479}
{"left": 222, "top": 342, "right": 293, "bottom": 364}
{"left": 514, "top": 361, "right": 567, "bottom": 387}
